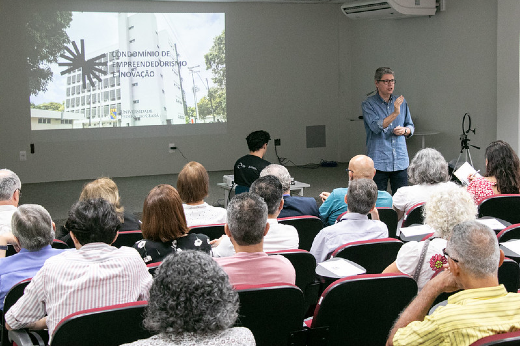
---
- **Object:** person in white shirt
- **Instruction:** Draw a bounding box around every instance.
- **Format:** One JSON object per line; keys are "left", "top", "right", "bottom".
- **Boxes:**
{"left": 212, "top": 175, "right": 298, "bottom": 257}
{"left": 0, "top": 169, "right": 21, "bottom": 235}
{"left": 177, "top": 161, "right": 227, "bottom": 227}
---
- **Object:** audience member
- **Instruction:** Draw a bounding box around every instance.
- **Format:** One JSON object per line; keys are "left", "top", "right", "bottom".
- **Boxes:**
{"left": 387, "top": 221, "right": 520, "bottom": 346}
{"left": 5, "top": 198, "right": 152, "bottom": 338}
{"left": 393, "top": 148, "right": 452, "bottom": 232}
{"left": 177, "top": 161, "right": 226, "bottom": 227}
{"left": 213, "top": 175, "right": 298, "bottom": 257}
{"left": 214, "top": 193, "right": 295, "bottom": 286}
{"left": 233, "top": 130, "right": 271, "bottom": 194}
{"left": 383, "top": 184, "right": 477, "bottom": 290}
{"left": 311, "top": 179, "right": 388, "bottom": 263}
{"left": 467, "top": 140, "right": 520, "bottom": 204}
{"left": 0, "top": 169, "right": 21, "bottom": 235}
{"left": 260, "top": 164, "right": 319, "bottom": 218}
{"left": 0, "top": 205, "right": 66, "bottom": 311}
{"left": 319, "top": 155, "right": 392, "bottom": 226}
{"left": 122, "top": 251, "right": 255, "bottom": 346}
{"left": 133, "top": 184, "right": 211, "bottom": 264}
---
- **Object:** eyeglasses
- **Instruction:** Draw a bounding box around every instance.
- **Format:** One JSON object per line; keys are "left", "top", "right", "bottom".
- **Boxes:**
{"left": 442, "top": 248, "right": 459, "bottom": 263}
{"left": 346, "top": 169, "right": 354, "bottom": 175}
{"left": 378, "top": 79, "right": 396, "bottom": 85}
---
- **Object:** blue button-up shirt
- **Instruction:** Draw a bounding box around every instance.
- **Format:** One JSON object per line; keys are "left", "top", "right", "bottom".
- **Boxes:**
{"left": 362, "top": 93, "right": 414, "bottom": 172}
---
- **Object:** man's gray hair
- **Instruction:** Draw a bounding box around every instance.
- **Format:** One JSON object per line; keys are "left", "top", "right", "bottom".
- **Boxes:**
{"left": 250, "top": 175, "right": 283, "bottom": 215}
{"left": 260, "top": 164, "right": 291, "bottom": 192}
{"left": 448, "top": 220, "right": 500, "bottom": 278}
{"left": 226, "top": 192, "right": 268, "bottom": 246}
{"left": 0, "top": 169, "right": 21, "bottom": 201}
{"left": 408, "top": 148, "right": 449, "bottom": 185}
{"left": 347, "top": 178, "right": 378, "bottom": 215}
{"left": 11, "top": 204, "right": 54, "bottom": 251}
{"left": 374, "top": 67, "right": 394, "bottom": 81}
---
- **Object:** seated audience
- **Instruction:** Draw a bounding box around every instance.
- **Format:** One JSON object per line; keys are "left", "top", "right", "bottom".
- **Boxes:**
{"left": 177, "top": 161, "right": 226, "bottom": 227}
{"left": 213, "top": 175, "right": 298, "bottom": 257}
{"left": 214, "top": 193, "right": 296, "bottom": 286}
{"left": 5, "top": 198, "right": 152, "bottom": 338}
{"left": 393, "top": 148, "right": 453, "bottom": 232}
{"left": 0, "top": 205, "right": 66, "bottom": 311}
{"left": 234, "top": 130, "right": 271, "bottom": 194}
{"left": 311, "top": 178, "right": 388, "bottom": 263}
{"left": 387, "top": 221, "right": 520, "bottom": 346}
{"left": 0, "top": 169, "right": 21, "bottom": 235}
{"left": 121, "top": 251, "right": 255, "bottom": 346}
{"left": 319, "top": 155, "right": 392, "bottom": 226}
{"left": 133, "top": 184, "right": 211, "bottom": 264}
{"left": 260, "top": 164, "right": 319, "bottom": 218}
{"left": 467, "top": 140, "right": 520, "bottom": 204}
{"left": 383, "top": 184, "right": 477, "bottom": 290}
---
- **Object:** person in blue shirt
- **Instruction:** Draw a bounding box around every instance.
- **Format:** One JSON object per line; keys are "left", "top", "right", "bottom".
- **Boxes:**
{"left": 0, "top": 204, "right": 66, "bottom": 311}
{"left": 362, "top": 67, "right": 414, "bottom": 195}
{"left": 319, "top": 155, "right": 392, "bottom": 226}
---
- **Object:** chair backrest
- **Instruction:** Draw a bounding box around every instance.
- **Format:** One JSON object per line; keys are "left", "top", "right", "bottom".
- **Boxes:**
{"left": 470, "top": 330, "right": 520, "bottom": 346}
{"left": 479, "top": 194, "right": 520, "bottom": 225}
{"left": 376, "top": 208, "right": 398, "bottom": 238}
{"left": 309, "top": 273, "right": 417, "bottom": 346}
{"left": 498, "top": 258, "right": 520, "bottom": 293}
{"left": 402, "top": 202, "right": 425, "bottom": 228}
{"left": 50, "top": 301, "right": 151, "bottom": 346}
{"left": 497, "top": 224, "right": 520, "bottom": 243}
{"left": 112, "top": 230, "right": 143, "bottom": 248}
{"left": 2, "top": 279, "right": 31, "bottom": 346}
{"left": 267, "top": 249, "right": 319, "bottom": 306}
{"left": 5, "top": 245, "right": 16, "bottom": 257}
{"left": 189, "top": 224, "right": 226, "bottom": 241}
{"left": 235, "top": 283, "right": 305, "bottom": 346}
{"left": 331, "top": 238, "right": 404, "bottom": 274}
{"left": 146, "top": 262, "right": 161, "bottom": 276}
{"left": 51, "top": 239, "right": 69, "bottom": 249}
{"left": 278, "top": 216, "right": 324, "bottom": 251}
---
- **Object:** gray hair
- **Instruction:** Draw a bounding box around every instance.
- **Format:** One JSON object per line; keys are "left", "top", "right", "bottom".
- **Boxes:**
{"left": 347, "top": 178, "right": 378, "bottom": 215}
{"left": 11, "top": 204, "right": 54, "bottom": 251}
{"left": 408, "top": 148, "right": 449, "bottom": 185}
{"left": 260, "top": 164, "right": 291, "bottom": 192}
{"left": 0, "top": 169, "right": 21, "bottom": 201}
{"left": 144, "top": 251, "right": 239, "bottom": 336}
{"left": 250, "top": 175, "right": 283, "bottom": 215}
{"left": 226, "top": 192, "right": 268, "bottom": 246}
{"left": 448, "top": 220, "right": 500, "bottom": 278}
{"left": 374, "top": 67, "right": 394, "bottom": 81}
{"left": 424, "top": 183, "right": 477, "bottom": 238}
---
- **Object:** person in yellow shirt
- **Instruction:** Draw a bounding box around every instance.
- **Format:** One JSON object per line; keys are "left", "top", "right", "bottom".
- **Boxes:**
{"left": 387, "top": 220, "right": 520, "bottom": 346}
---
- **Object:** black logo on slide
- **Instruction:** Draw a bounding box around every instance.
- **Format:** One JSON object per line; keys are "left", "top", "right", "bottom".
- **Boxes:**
{"left": 58, "top": 39, "right": 107, "bottom": 89}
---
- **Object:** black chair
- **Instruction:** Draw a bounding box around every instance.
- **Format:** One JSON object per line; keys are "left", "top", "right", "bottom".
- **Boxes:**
{"left": 497, "top": 224, "right": 520, "bottom": 243}
{"left": 278, "top": 216, "right": 324, "bottom": 251}
{"left": 478, "top": 194, "right": 520, "bottom": 225}
{"left": 306, "top": 274, "right": 417, "bottom": 346}
{"left": 498, "top": 258, "right": 520, "bottom": 293}
{"left": 330, "top": 238, "right": 404, "bottom": 274}
{"left": 8, "top": 301, "right": 151, "bottom": 346}
{"left": 470, "top": 330, "right": 520, "bottom": 346}
{"left": 401, "top": 202, "right": 425, "bottom": 228}
{"left": 5, "top": 245, "right": 16, "bottom": 258}
{"left": 51, "top": 239, "right": 69, "bottom": 249}
{"left": 376, "top": 207, "right": 398, "bottom": 238}
{"left": 112, "top": 230, "right": 143, "bottom": 248}
{"left": 268, "top": 249, "right": 320, "bottom": 307}
{"left": 1, "top": 279, "right": 32, "bottom": 346}
{"left": 190, "top": 224, "right": 226, "bottom": 241}
{"left": 235, "top": 283, "right": 305, "bottom": 346}
{"left": 146, "top": 261, "right": 161, "bottom": 276}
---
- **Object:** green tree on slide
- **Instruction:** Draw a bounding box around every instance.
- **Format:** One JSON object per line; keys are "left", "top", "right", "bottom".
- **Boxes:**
{"left": 203, "top": 30, "right": 226, "bottom": 121}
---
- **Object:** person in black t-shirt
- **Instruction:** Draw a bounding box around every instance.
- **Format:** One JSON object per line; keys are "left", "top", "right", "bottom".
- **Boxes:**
{"left": 233, "top": 130, "right": 271, "bottom": 194}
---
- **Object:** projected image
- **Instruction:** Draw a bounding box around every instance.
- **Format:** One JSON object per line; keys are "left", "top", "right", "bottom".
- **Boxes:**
{"left": 29, "top": 12, "right": 226, "bottom": 130}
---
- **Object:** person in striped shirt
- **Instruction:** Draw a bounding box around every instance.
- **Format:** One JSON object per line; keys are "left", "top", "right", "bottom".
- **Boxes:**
{"left": 387, "top": 220, "right": 520, "bottom": 346}
{"left": 5, "top": 198, "right": 153, "bottom": 339}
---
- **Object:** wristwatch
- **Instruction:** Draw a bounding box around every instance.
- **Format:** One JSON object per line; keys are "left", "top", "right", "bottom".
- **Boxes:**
{"left": 404, "top": 128, "right": 408, "bottom": 136}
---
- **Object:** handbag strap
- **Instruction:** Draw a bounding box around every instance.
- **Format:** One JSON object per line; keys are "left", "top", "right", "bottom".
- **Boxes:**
{"left": 412, "top": 238, "right": 431, "bottom": 282}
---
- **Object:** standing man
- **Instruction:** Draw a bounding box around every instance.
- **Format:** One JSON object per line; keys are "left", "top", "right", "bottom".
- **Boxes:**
{"left": 233, "top": 130, "right": 271, "bottom": 194}
{"left": 363, "top": 67, "right": 414, "bottom": 195}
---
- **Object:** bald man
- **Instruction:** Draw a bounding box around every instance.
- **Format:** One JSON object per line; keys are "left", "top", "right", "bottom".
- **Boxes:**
{"left": 319, "top": 155, "right": 392, "bottom": 226}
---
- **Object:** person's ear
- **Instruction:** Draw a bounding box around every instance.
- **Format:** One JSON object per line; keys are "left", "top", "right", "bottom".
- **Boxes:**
{"left": 499, "top": 249, "right": 505, "bottom": 267}
{"left": 52, "top": 222, "right": 56, "bottom": 232}
{"left": 224, "top": 224, "right": 232, "bottom": 238}
{"left": 278, "top": 198, "right": 284, "bottom": 212}
{"left": 70, "top": 232, "right": 82, "bottom": 250}
{"left": 263, "top": 222, "right": 270, "bottom": 236}
{"left": 449, "top": 259, "right": 460, "bottom": 277}
{"left": 344, "top": 195, "right": 348, "bottom": 204}
{"left": 110, "top": 232, "right": 119, "bottom": 245}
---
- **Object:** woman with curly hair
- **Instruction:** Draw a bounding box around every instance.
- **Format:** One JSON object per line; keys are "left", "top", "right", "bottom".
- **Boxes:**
{"left": 467, "top": 140, "right": 520, "bottom": 204}
{"left": 133, "top": 185, "right": 211, "bottom": 264}
{"left": 383, "top": 184, "right": 477, "bottom": 291}
{"left": 121, "top": 251, "right": 255, "bottom": 346}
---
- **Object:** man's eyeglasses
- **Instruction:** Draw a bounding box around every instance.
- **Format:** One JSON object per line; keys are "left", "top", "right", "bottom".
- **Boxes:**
{"left": 378, "top": 79, "right": 396, "bottom": 85}
{"left": 442, "top": 248, "right": 459, "bottom": 263}
{"left": 346, "top": 169, "right": 354, "bottom": 175}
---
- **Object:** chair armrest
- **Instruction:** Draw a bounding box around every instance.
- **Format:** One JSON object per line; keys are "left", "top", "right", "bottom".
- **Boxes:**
{"left": 8, "top": 329, "right": 45, "bottom": 346}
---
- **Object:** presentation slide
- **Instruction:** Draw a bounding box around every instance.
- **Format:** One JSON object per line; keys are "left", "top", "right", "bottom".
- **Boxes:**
{"left": 29, "top": 11, "right": 226, "bottom": 131}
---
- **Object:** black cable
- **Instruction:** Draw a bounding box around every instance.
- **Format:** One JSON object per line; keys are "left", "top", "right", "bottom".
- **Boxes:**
{"left": 176, "top": 148, "right": 189, "bottom": 162}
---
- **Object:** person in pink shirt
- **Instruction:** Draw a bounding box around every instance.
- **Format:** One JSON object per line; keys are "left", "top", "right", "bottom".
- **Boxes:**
{"left": 214, "top": 192, "right": 295, "bottom": 287}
